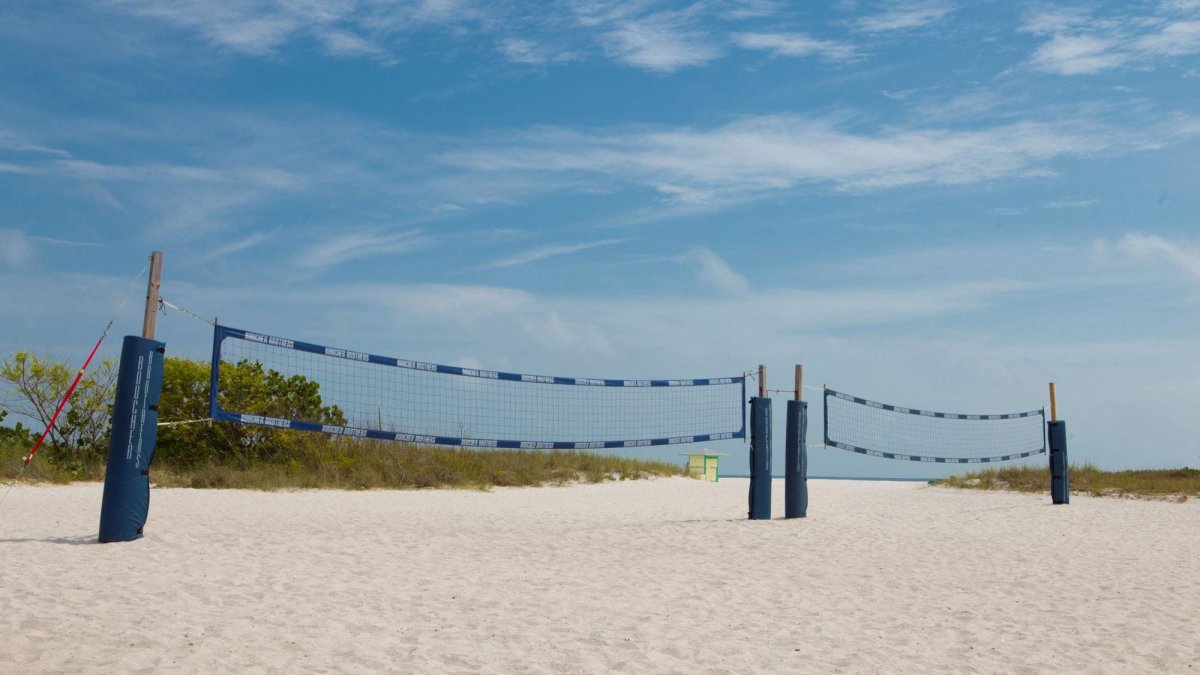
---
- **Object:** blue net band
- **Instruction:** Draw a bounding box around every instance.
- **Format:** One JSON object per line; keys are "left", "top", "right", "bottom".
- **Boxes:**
{"left": 226, "top": 327, "right": 738, "bottom": 387}
{"left": 826, "top": 389, "right": 1043, "bottom": 420}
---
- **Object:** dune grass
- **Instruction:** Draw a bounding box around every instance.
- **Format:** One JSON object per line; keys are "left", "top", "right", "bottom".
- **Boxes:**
{"left": 1, "top": 436, "right": 684, "bottom": 490}
{"left": 935, "top": 463, "right": 1199, "bottom": 500}
{"left": 0, "top": 439, "right": 102, "bottom": 484}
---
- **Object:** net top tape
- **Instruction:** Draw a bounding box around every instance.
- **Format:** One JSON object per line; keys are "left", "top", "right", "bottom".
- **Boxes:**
{"left": 823, "top": 387, "right": 1044, "bottom": 420}
{"left": 217, "top": 326, "right": 744, "bottom": 388}
{"left": 826, "top": 442, "right": 1044, "bottom": 464}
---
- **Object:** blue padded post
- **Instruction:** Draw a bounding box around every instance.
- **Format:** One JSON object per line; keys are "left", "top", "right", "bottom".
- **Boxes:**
{"left": 748, "top": 396, "right": 772, "bottom": 520}
{"left": 785, "top": 399, "right": 808, "bottom": 519}
{"left": 99, "top": 336, "right": 166, "bottom": 543}
{"left": 1048, "top": 420, "right": 1069, "bottom": 505}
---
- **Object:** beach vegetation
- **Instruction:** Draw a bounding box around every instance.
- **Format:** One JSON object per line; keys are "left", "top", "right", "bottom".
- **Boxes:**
{"left": 935, "top": 463, "right": 1199, "bottom": 500}
{"left": 157, "top": 357, "right": 347, "bottom": 468}
{"left": 1, "top": 432, "right": 682, "bottom": 489}
{"left": 0, "top": 351, "right": 118, "bottom": 475}
{"left": 1, "top": 353, "right": 683, "bottom": 489}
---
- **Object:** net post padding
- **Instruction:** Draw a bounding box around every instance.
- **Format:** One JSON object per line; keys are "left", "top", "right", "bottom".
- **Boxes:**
{"left": 98, "top": 336, "right": 165, "bottom": 543}
{"left": 823, "top": 387, "right": 1046, "bottom": 463}
{"left": 785, "top": 399, "right": 807, "bottom": 519}
{"left": 748, "top": 396, "right": 771, "bottom": 520}
{"left": 209, "top": 324, "right": 745, "bottom": 449}
{"left": 1048, "top": 420, "right": 1069, "bottom": 504}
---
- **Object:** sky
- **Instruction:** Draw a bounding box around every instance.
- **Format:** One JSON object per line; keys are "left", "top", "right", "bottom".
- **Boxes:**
{"left": 1, "top": 0, "right": 1198, "bottom": 477}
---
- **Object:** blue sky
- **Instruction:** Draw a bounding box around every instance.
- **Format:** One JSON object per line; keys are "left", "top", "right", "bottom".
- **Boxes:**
{"left": 1, "top": 0, "right": 1198, "bottom": 476}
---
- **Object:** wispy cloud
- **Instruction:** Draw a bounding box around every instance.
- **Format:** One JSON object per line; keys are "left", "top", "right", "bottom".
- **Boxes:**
{"left": 908, "top": 88, "right": 1009, "bottom": 123}
{"left": 684, "top": 246, "right": 749, "bottom": 294}
{"left": 0, "top": 162, "right": 39, "bottom": 175}
{"left": 8, "top": 99, "right": 1199, "bottom": 250}
{"left": 105, "top": 0, "right": 483, "bottom": 61}
{"left": 498, "top": 38, "right": 578, "bottom": 65}
{"left": 601, "top": 10, "right": 724, "bottom": 73}
{"left": 0, "top": 131, "right": 70, "bottom": 157}
{"left": 733, "top": 32, "right": 858, "bottom": 62}
{"left": 0, "top": 113, "right": 393, "bottom": 237}
{"left": 317, "top": 29, "right": 385, "bottom": 59}
{"left": 1110, "top": 232, "right": 1200, "bottom": 280}
{"left": 28, "top": 235, "right": 102, "bottom": 247}
{"left": 61, "top": 160, "right": 301, "bottom": 191}
{"left": 486, "top": 238, "right": 632, "bottom": 268}
{"left": 443, "top": 112, "right": 1200, "bottom": 206}
{"left": 1046, "top": 198, "right": 1097, "bottom": 209}
{"left": 500, "top": 38, "right": 546, "bottom": 64}
{"left": 198, "top": 229, "right": 278, "bottom": 263}
{"left": 51, "top": 158, "right": 229, "bottom": 184}
{"left": 0, "top": 229, "right": 101, "bottom": 268}
{"left": 0, "top": 229, "right": 33, "bottom": 266}
{"left": 1134, "top": 17, "right": 1200, "bottom": 57}
{"left": 100, "top": 0, "right": 791, "bottom": 74}
{"left": 1021, "top": 4, "right": 1200, "bottom": 76}
{"left": 1018, "top": 7, "right": 1092, "bottom": 36}
{"left": 295, "top": 229, "right": 431, "bottom": 270}
{"left": 1027, "top": 34, "right": 1127, "bottom": 76}
{"left": 856, "top": 1, "right": 956, "bottom": 32}
{"left": 109, "top": 1, "right": 320, "bottom": 56}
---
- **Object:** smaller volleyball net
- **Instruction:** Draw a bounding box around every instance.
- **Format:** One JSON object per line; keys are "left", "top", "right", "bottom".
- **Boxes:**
{"left": 209, "top": 325, "right": 746, "bottom": 449}
{"left": 823, "top": 388, "right": 1045, "bottom": 463}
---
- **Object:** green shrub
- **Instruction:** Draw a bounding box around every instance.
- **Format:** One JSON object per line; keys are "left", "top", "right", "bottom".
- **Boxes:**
{"left": 0, "top": 410, "right": 36, "bottom": 448}
{"left": 156, "top": 357, "right": 345, "bottom": 468}
{"left": 0, "top": 351, "right": 116, "bottom": 466}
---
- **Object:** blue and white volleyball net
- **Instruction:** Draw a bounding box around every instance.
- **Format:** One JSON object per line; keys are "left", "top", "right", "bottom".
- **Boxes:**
{"left": 823, "top": 388, "right": 1045, "bottom": 463}
{"left": 209, "top": 325, "right": 746, "bottom": 449}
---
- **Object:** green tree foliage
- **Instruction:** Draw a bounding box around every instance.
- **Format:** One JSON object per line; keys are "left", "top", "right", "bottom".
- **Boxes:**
{"left": 0, "top": 410, "right": 37, "bottom": 449}
{"left": 2, "top": 350, "right": 344, "bottom": 469}
{"left": 157, "top": 357, "right": 346, "bottom": 467}
{"left": 0, "top": 351, "right": 117, "bottom": 464}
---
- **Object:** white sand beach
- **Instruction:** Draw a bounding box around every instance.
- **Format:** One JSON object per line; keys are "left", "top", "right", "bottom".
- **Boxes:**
{"left": 1, "top": 478, "right": 1197, "bottom": 673}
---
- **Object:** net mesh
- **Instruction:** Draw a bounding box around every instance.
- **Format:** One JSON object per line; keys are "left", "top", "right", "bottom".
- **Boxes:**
{"left": 211, "top": 326, "right": 745, "bottom": 448}
{"left": 824, "top": 388, "right": 1045, "bottom": 463}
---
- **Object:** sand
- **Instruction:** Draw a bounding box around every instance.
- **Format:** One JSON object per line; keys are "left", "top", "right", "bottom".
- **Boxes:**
{"left": 1, "top": 478, "right": 1197, "bottom": 673}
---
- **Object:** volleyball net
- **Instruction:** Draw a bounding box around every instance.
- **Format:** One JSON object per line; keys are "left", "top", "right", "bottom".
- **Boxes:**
{"left": 209, "top": 325, "right": 746, "bottom": 449}
{"left": 823, "top": 387, "right": 1045, "bottom": 463}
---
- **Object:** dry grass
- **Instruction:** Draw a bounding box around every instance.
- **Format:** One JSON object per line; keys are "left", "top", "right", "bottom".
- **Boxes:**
{"left": 2, "top": 437, "right": 684, "bottom": 490}
{"left": 935, "top": 463, "right": 1199, "bottom": 501}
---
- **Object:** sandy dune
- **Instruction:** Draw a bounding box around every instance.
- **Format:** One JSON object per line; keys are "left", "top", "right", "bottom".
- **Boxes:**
{"left": 1, "top": 478, "right": 1197, "bottom": 673}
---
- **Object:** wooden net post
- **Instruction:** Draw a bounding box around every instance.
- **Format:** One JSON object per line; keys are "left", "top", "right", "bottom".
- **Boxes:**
{"left": 142, "top": 251, "right": 163, "bottom": 340}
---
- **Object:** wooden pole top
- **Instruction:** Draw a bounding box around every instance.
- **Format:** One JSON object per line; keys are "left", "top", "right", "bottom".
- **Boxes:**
{"left": 794, "top": 364, "right": 803, "bottom": 401}
{"left": 142, "top": 251, "right": 164, "bottom": 340}
{"left": 1049, "top": 382, "right": 1057, "bottom": 422}
{"left": 757, "top": 364, "right": 766, "bottom": 398}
